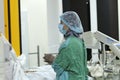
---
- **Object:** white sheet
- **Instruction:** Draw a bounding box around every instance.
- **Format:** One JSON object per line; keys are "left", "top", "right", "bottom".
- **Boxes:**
{"left": 5, "top": 49, "right": 56, "bottom": 80}
{"left": 0, "top": 34, "right": 56, "bottom": 80}
{"left": 5, "top": 48, "right": 56, "bottom": 80}
{"left": 25, "top": 65, "right": 56, "bottom": 80}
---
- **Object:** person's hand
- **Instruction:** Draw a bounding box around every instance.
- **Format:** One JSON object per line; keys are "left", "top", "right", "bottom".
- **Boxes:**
{"left": 43, "top": 54, "right": 55, "bottom": 64}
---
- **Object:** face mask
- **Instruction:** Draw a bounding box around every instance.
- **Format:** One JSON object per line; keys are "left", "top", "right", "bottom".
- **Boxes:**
{"left": 58, "top": 24, "right": 67, "bottom": 35}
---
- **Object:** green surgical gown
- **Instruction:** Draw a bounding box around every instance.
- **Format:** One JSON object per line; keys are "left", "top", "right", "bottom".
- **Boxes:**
{"left": 52, "top": 36, "right": 88, "bottom": 80}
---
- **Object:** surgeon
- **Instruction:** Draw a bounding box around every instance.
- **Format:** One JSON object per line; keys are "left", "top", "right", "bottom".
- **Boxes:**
{"left": 52, "top": 11, "right": 88, "bottom": 80}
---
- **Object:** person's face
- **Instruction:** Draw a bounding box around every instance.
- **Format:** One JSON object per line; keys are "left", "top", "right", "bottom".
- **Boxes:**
{"left": 60, "top": 21, "right": 69, "bottom": 31}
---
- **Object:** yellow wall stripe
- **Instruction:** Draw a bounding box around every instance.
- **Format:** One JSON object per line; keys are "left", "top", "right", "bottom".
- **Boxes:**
{"left": 4, "top": 0, "right": 9, "bottom": 40}
{"left": 4, "top": 0, "right": 21, "bottom": 56}
{"left": 10, "top": 0, "right": 21, "bottom": 56}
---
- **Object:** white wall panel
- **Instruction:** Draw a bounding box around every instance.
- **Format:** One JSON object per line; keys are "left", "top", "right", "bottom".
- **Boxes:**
{"left": 0, "top": 0, "right": 4, "bottom": 33}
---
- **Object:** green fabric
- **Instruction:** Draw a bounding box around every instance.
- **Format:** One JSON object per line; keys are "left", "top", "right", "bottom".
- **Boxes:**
{"left": 52, "top": 36, "right": 88, "bottom": 80}
{"left": 52, "top": 63, "right": 68, "bottom": 80}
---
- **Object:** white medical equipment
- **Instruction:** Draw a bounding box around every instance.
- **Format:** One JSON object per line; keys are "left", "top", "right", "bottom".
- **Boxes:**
{"left": 110, "top": 43, "right": 120, "bottom": 59}
{"left": 83, "top": 31, "right": 119, "bottom": 49}
{"left": 83, "top": 31, "right": 120, "bottom": 79}
{"left": 94, "top": 31, "right": 120, "bottom": 59}
{"left": 83, "top": 31, "right": 120, "bottom": 62}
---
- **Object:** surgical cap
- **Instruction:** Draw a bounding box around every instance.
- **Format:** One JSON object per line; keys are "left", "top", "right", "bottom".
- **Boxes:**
{"left": 60, "top": 11, "right": 84, "bottom": 33}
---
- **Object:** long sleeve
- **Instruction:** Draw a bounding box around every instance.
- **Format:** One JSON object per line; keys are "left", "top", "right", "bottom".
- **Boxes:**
{"left": 52, "top": 47, "right": 70, "bottom": 80}
{"left": 52, "top": 36, "right": 88, "bottom": 80}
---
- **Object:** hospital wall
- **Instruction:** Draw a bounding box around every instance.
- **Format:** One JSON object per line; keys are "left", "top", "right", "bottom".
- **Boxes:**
{"left": 0, "top": 0, "right": 4, "bottom": 33}
{"left": 47, "top": 0, "right": 63, "bottom": 53}
{"left": 89, "top": 0, "right": 98, "bottom": 54}
{"left": 21, "top": 0, "right": 62, "bottom": 67}
{"left": 29, "top": 0, "right": 48, "bottom": 67}
{"left": 0, "top": 0, "right": 5, "bottom": 79}
{"left": 118, "top": 0, "right": 120, "bottom": 40}
{"left": 21, "top": 0, "right": 48, "bottom": 67}
{"left": 90, "top": 0, "right": 97, "bottom": 32}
